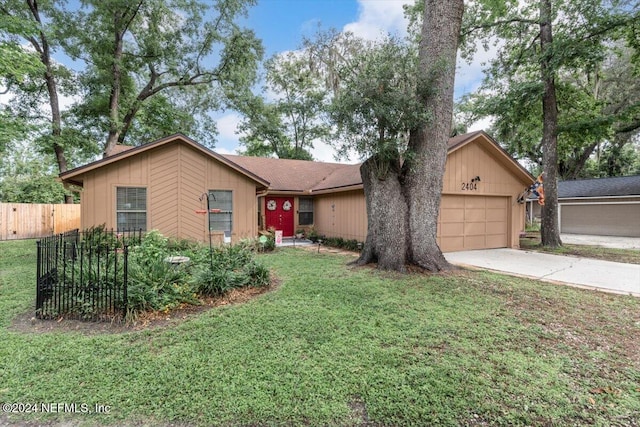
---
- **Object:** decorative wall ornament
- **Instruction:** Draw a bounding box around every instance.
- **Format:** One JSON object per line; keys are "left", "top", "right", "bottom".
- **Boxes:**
{"left": 282, "top": 200, "right": 292, "bottom": 211}
{"left": 267, "top": 199, "right": 277, "bottom": 211}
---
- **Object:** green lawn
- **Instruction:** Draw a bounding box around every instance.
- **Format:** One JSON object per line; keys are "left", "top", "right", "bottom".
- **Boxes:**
{"left": 1, "top": 240, "right": 639, "bottom": 426}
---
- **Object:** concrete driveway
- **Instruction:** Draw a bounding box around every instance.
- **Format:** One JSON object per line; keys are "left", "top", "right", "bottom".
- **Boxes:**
{"left": 445, "top": 248, "right": 640, "bottom": 297}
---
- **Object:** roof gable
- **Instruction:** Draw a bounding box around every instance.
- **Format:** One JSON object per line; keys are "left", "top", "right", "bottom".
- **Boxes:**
{"left": 59, "top": 134, "right": 270, "bottom": 188}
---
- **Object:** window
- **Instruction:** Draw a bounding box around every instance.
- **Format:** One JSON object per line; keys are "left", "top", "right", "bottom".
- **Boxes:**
{"left": 298, "top": 197, "right": 314, "bottom": 225}
{"left": 116, "top": 187, "right": 147, "bottom": 231}
{"left": 208, "top": 190, "right": 233, "bottom": 232}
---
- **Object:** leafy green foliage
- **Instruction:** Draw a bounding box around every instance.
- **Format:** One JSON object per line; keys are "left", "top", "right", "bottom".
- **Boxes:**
{"left": 320, "top": 236, "right": 363, "bottom": 253}
{"left": 192, "top": 243, "right": 270, "bottom": 296}
{"left": 0, "top": 0, "right": 263, "bottom": 184}
{"left": 236, "top": 50, "right": 330, "bottom": 160}
{"left": 0, "top": 145, "right": 72, "bottom": 203}
{"left": 327, "top": 36, "right": 430, "bottom": 165}
{"left": 458, "top": 0, "right": 640, "bottom": 179}
{"left": 125, "top": 231, "right": 269, "bottom": 316}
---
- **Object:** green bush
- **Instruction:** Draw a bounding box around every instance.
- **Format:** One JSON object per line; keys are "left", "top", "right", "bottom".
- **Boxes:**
{"left": 193, "top": 244, "right": 270, "bottom": 296}
{"left": 125, "top": 231, "right": 270, "bottom": 317}
{"left": 321, "top": 236, "right": 363, "bottom": 252}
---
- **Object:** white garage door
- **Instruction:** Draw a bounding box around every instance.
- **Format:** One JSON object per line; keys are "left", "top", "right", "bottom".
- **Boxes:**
{"left": 438, "top": 195, "right": 509, "bottom": 252}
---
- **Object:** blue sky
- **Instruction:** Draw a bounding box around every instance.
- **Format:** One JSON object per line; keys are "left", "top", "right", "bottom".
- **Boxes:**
{"left": 214, "top": 0, "right": 490, "bottom": 161}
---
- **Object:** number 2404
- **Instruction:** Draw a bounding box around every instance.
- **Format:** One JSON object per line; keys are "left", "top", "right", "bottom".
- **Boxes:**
{"left": 461, "top": 182, "right": 478, "bottom": 191}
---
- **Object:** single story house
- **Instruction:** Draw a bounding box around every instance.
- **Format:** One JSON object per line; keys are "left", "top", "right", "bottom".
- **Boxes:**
{"left": 60, "top": 131, "right": 534, "bottom": 252}
{"left": 527, "top": 175, "right": 640, "bottom": 237}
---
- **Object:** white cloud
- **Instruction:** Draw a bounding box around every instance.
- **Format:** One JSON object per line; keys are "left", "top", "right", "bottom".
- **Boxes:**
{"left": 344, "top": 0, "right": 412, "bottom": 40}
{"left": 455, "top": 38, "right": 500, "bottom": 100}
{"left": 216, "top": 113, "right": 243, "bottom": 141}
{"left": 467, "top": 116, "right": 494, "bottom": 133}
{"left": 214, "top": 146, "right": 240, "bottom": 156}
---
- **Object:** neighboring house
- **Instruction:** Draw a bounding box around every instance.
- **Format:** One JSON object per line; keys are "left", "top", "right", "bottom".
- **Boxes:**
{"left": 60, "top": 131, "right": 534, "bottom": 252}
{"left": 552, "top": 175, "right": 639, "bottom": 237}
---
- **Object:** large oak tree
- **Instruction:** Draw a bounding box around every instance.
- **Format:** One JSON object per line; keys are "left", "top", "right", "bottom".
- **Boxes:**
{"left": 322, "top": 1, "right": 464, "bottom": 272}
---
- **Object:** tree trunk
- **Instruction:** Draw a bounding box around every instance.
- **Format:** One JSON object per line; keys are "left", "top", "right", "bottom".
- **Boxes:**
{"left": 356, "top": 0, "right": 464, "bottom": 272}
{"left": 26, "top": 0, "right": 73, "bottom": 203}
{"left": 405, "top": 0, "right": 464, "bottom": 271}
{"left": 355, "top": 156, "right": 409, "bottom": 271}
{"left": 539, "top": 0, "right": 562, "bottom": 248}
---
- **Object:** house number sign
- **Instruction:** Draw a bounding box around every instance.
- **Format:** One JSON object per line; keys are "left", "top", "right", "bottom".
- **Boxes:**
{"left": 460, "top": 181, "right": 478, "bottom": 191}
{"left": 461, "top": 176, "right": 481, "bottom": 191}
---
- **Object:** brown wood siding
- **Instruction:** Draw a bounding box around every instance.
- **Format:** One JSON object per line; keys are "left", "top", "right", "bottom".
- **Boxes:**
{"left": 150, "top": 144, "right": 179, "bottom": 236}
{"left": 314, "top": 190, "right": 367, "bottom": 241}
{"left": 78, "top": 141, "right": 259, "bottom": 243}
{"left": 560, "top": 202, "right": 640, "bottom": 237}
{"left": 0, "top": 203, "right": 80, "bottom": 240}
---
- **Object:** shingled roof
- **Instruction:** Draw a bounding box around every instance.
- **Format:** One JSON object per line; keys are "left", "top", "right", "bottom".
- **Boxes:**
{"left": 220, "top": 155, "right": 361, "bottom": 192}
{"left": 558, "top": 175, "right": 640, "bottom": 198}
{"left": 60, "top": 131, "right": 532, "bottom": 193}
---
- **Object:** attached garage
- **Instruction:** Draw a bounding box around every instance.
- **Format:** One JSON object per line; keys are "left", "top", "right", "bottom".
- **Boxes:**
{"left": 438, "top": 195, "right": 509, "bottom": 252}
{"left": 312, "top": 131, "right": 534, "bottom": 252}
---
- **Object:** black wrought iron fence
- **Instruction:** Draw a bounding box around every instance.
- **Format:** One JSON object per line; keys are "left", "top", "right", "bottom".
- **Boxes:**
{"left": 35, "top": 228, "right": 142, "bottom": 321}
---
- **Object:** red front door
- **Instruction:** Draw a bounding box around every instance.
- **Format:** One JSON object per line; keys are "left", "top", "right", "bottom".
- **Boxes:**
{"left": 265, "top": 197, "right": 294, "bottom": 237}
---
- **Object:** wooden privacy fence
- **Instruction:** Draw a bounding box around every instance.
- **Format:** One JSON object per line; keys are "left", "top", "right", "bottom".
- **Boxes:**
{"left": 0, "top": 203, "right": 81, "bottom": 240}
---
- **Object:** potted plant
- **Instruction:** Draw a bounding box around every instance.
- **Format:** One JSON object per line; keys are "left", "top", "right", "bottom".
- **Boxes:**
{"left": 307, "top": 227, "right": 319, "bottom": 243}
{"left": 295, "top": 228, "right": 305, "bottom": 239}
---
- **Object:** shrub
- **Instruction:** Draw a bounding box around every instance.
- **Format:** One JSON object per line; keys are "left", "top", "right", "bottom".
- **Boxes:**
{"left": 192, "top": 244, "right": 270, "bottom": 296}
{"left": 322, "top": 237, "right": 363, "bottom": 252}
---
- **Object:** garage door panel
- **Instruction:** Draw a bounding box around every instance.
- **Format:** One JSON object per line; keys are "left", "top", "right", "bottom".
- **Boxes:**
{"left": 441, "top": 222, "right": 464, "bottom": 237}
{"left": 465, "top": 198, "right": 486, "bottom": 209}
{"left": 464, "top": 222, "right": 486, "bottom": 236}
{"left": 439, "top": 236, "right": 464, "bottom": 252}
{"left": 439, "top": 195, "right": 509, "bottom": 252}
{"left": 486, "top": 221, "right": 506, "bottom": 234}
{"left": 486, "top": 197, "right": 506, "bottom": 208}
{"left": 487, "top": 208, "right": 507, "bottom": 221}
{"left": 464, "top": 235, "right": 487, "bottom": 250}
{"left": 486, "top": 233, "right": 508, "bottom": 248}
{"left": 465, "top": 208, "right": 486, "bottom": 221}
{"left": 441, "top": 209, "right": 464, "bottom": 222}
{"left": 442, "top": 196, "right": 464, "bottom": 209}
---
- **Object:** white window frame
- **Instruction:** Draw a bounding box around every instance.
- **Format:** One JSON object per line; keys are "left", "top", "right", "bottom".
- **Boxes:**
{"left": 208, "top": 190, "right": 233, "bottom": 232}
{"left": 116, "top": 186, "right": 147, "bottom": 231}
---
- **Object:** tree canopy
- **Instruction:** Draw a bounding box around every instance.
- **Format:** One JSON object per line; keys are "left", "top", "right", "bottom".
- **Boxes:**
{"left": 0, "top": 0, "right": 263, "bottom": 203}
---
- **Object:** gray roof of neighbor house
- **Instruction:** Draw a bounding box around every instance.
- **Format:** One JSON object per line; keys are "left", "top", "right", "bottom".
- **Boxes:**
{"left": 557, "top": 175, "right": 640, "bottom": 198}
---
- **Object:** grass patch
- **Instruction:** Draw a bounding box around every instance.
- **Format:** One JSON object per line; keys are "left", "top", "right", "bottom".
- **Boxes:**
{"left": 520, "top": 233, "right": 640, "bottom": 265}
{"left": 1, "top": 241, "right": 639, "bottom": 426}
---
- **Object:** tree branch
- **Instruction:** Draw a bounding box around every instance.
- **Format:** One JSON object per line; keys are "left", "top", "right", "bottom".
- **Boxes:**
{"left": 462, "top": 18, "right": 539, "bottom": 38}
